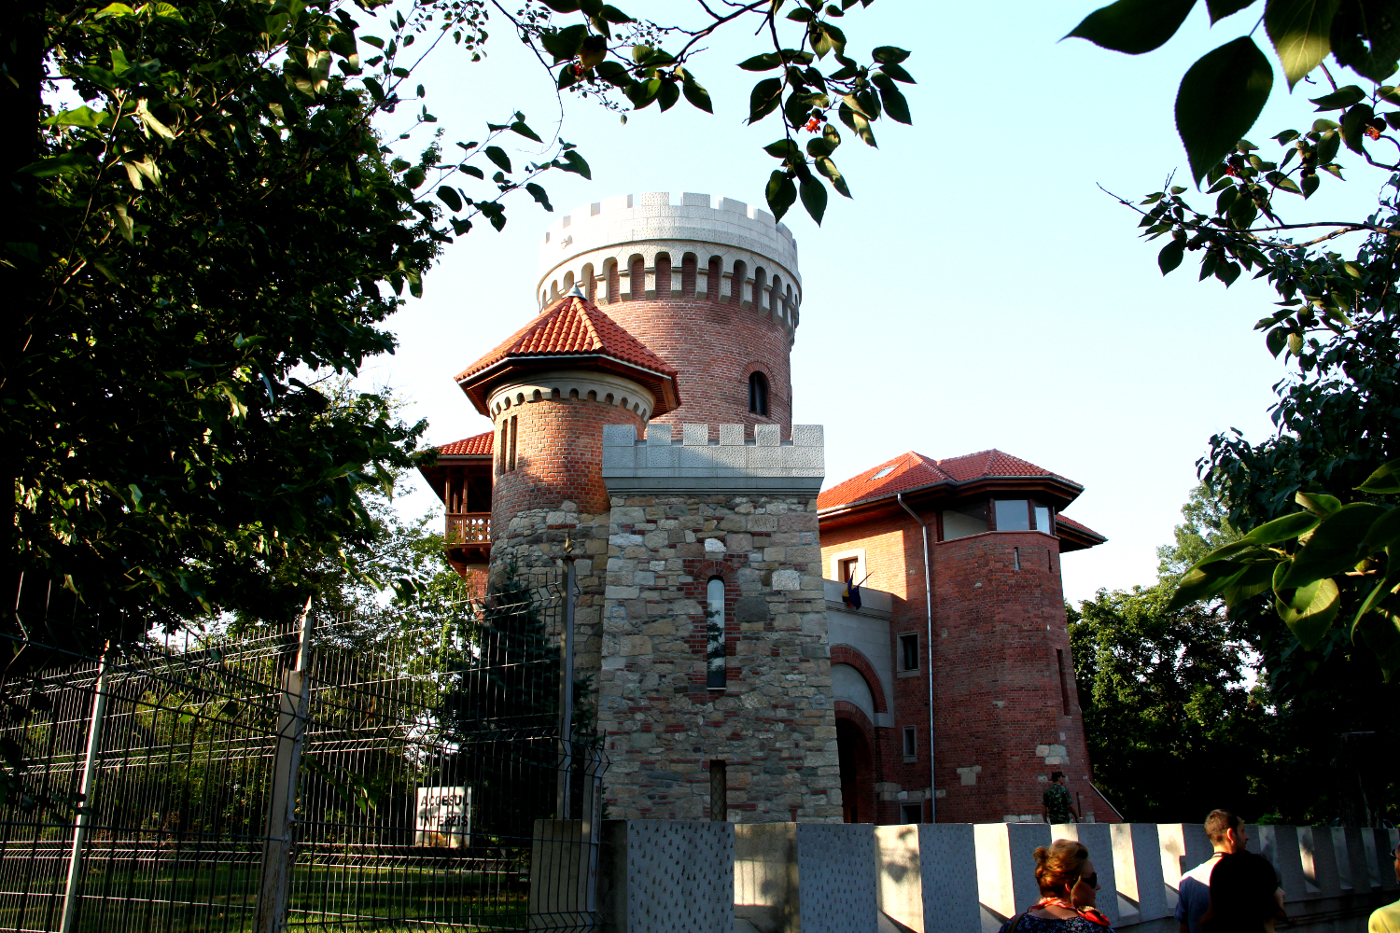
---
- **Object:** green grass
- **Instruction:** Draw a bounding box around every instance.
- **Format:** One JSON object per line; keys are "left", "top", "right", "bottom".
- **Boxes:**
{"left": 0, "top": 862, "right": 532, "bottom": 932}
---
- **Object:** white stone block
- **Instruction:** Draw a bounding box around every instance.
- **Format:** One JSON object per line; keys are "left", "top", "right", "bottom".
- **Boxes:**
{"left": 787, "top": 447, "right": 822, "bottom": 469}
{"left": 755, "top": 424, "right": 781, "bottom": 447}
{"left": 646, "top": 446, "right": 677, "bottom": 469}
{"left": 682, "top": 192, "right": 711, "bottom": 207}
{"left": 646, "top": 423, "right": 673, "bottom": 445}
{"left": 749, "top": 447, "right": 782, "bottom": 471}
{"left": 602, "top": 446, "right": 636, "bottom": 469}
{"left": 719, "top": 424, "right": 746, "bottom": 446}
{"left": 604, "top": 424, "right": 638, "bottom": 447}
{"left": 772, "top": 569, "right": 801, "bottom": 591}
{"left": 678, "top": 445, "right": 722, "bottom": 470}
{"left": 682, "top": 423, "right": 709, "bottom": 446}
{"left": 704, "top": 537, "right": 725, "bottom": 553}
{"left": 791, "top": 424, "right": 823, "bottom": 447}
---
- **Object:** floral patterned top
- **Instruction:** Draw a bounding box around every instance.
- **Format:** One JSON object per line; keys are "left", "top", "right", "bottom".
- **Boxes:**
{"left": 997, "top": 913, "right": 1117, "bottom": 933}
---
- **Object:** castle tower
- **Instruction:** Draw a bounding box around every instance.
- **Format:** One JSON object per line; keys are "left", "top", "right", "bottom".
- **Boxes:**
{"left": 536, "top": 192, "right": 800, "bottom": 432}
{"left": 454, "top": 292, "right": 680, "bottom": 584}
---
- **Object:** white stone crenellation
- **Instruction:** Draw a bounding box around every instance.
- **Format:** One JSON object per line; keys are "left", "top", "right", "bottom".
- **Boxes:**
{"left": 535, "top": 192, "right": 802, "bottom": 318}
{"left": 600, "top": 422, "right": 823, "bottom": 495}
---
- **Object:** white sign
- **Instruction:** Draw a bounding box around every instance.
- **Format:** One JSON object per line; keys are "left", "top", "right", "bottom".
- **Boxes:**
{"left": 415, "top": 786, "right": 470, "bottom": 848}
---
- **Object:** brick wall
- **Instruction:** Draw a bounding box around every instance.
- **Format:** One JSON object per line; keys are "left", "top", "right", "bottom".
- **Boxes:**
{"left": 490, "top": 395, "right": 645, "bottom": 523}
{"left": 596, "top": 296, "right": 793, "bottom": 431}
{"left": 820, "top": 511, "right": 1116, "bottom": 824}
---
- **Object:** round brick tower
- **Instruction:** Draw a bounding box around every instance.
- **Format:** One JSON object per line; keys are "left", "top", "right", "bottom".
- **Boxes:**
{"left": 536, "top": 192, "right": 800, "bottom": 433}
{"left": 454, "top": 291, "right": 680, "bottom": 584}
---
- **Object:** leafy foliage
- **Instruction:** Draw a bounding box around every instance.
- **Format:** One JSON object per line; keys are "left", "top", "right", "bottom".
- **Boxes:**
{"left": 4, "top": 0, "right": 918, "bottom": 660}
{"left": 521, "top": 0, "right": 916, "bottom": 224}
{"left": 1067, "top": 0, "right": 1400, "bottom": 182}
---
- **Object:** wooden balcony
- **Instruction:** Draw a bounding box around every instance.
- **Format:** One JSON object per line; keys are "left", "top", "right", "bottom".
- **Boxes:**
{"left": 445, "top": 512, "right": 491, "bottom": 570}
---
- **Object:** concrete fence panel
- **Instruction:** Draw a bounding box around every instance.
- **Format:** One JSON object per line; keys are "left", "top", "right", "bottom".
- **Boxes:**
{"left": 1301, "top": 825, "right": 1343, "bottom": 897}
{"left": 600, "top": 819, "right": 734, "bottom": 933}
{"left": 795, "top": 823, "right": 877, "bottom": 933}
{"left": 1259, "top": 825, "right": 1307, "bottom": 905}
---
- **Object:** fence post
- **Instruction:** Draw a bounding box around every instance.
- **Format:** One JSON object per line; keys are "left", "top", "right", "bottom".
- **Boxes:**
{"left": 557, "top": 554, "right": 577, "bottom": 819}
{"left": 255, "top": 597, "right": 314, "bottom": 933}
{"left": 59, "top": 651, "right": 110, "bottom": 933}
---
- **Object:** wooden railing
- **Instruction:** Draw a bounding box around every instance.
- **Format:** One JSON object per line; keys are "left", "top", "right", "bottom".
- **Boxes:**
{"left": 445, "top": 512, "right": 491, "bottom": 545}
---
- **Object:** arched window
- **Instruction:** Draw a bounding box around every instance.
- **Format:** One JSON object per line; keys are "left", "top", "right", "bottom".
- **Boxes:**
{"left": 748, "top": 371, "right": 769, "bottom": 416}
{"left": 706, "top": 577, "right": 726, "bottom": 689}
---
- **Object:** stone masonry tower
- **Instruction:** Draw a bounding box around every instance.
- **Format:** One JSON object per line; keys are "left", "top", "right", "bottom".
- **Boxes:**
{"left": 537, "top": 191, "right": 800, "bottom": 433}
{"left": 444, "top": 192, "right": 840, "bottom": 822}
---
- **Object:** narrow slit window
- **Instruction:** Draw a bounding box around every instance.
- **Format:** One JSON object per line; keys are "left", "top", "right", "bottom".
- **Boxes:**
{"left": 707, "top": 577, "right": 726, "bottom": 689}
{"left": 1014, "top": 547, "right": 1021, "bottom": 571}
{"left": 507, "top": 415, "right": 518, "bottom": 471}
{"left": 902, "top": 726, "right": 917, "bottom": 760}
{"left": 497, "top": 422, "right": 507, "bottom": 475}
{"left": 710, "top": 760, "right": 727, "bottom": 821}
{"left": 901, "top": 803, "right": 922, "bottom": 824}
{"left": 748, "top": 372, "right": 769, "bottom": 416}
{"left": 1057, "top": 648, "right": 1071, "bottom": 716}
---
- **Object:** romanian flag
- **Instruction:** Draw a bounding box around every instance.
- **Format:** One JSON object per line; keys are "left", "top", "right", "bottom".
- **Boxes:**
{"left": 844, "top": 577, "right": 862, "bottom": 610}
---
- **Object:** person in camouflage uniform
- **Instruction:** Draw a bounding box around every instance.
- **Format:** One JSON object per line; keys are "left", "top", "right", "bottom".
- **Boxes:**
{"left": 1042, "top": 771, "right": 1079, "bottom": 824}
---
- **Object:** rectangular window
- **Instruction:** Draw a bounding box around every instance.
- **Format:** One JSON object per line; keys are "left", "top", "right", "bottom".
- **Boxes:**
{"left": 1014, "top": 547, "right": 1021, "bottom": 571}
{"left": 994, "top": 499, "right": 1031, "bottom": 531}
{"left": 706, "top": 578, "right": 727, "bottom": 689}
{"left": 507, "top": 415, "right": 518, "bottom": 472}
{"left": 901, "top": 803, "right": 923, "bottom": 824}
{"left": 710, "top": 760, "right": 727, "bottom": 821}
{"left": 902, "top": 726, "right": 917, "bottom": 761}
{"left": 1034, "top": 504, "right": 1053, "bottom": 535}
{"left": 1057, "top": 648, "right": 1071, "bottom": 716}
{"left": 497, "top": 422, "right": 507, "bottom": 475}
{"left": 838, "top": 556, "right": 859, "bottom": 583}
{"left": 942, "top": 501, "right": 988, "bottom": 540}
{"left": 899, "top": 633, "right": 919, "bottom": 672}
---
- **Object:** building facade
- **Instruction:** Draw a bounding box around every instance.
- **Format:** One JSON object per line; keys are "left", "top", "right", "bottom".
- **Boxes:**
{"left": 423, "top": 192, "right": 1115, "bottom": 824}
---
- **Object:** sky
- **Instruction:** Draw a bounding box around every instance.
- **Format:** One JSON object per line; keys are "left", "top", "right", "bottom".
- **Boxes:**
{"left": 362, "top": 1, "right": 1375, "bottom": 605}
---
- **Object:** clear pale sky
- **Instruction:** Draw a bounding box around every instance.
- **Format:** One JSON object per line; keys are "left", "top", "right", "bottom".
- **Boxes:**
{"left": 367, "top": 1, "right": 1367, "bottom": 605}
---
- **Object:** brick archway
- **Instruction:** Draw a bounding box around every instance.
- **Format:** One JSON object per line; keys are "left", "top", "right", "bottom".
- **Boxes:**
{"left": 830, "top": 645, "right": 887, "bottom": 713}
{"left": 835, "top": 702, "right": 877, "bottom": 823}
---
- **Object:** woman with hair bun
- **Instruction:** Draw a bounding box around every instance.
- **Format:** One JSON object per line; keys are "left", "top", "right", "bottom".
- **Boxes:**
{"left": 997, "top": 838, "right": 1115, "bottom": 932}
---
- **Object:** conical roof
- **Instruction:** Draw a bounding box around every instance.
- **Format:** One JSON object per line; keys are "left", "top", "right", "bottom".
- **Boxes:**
{"left": 455, "top": 292, "right": 680, "bottom": 416}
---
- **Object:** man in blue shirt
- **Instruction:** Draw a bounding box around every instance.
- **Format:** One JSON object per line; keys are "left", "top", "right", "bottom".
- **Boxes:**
{"left": 1176, "top": 810, "right": 1249, "bottom": 933}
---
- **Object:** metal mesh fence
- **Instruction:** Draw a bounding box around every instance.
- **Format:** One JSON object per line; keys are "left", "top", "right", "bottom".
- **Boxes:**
{"left": 0, "top": 584, "right": 604, "bottom": 933}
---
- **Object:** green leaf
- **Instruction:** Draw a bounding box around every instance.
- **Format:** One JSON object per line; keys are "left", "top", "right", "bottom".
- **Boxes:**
{"left": 748, "top": 78, "right": 783, "bottom": 124}
{"left": 510, "top": 120, "right": 542, "bottom": 142}
{"left": 436, "top": 185, "right": 462, "bottom": 211}
{"left": 1065, "top": 0, "right": 1198, "bottom": 54}
{"left": 1358, "top": 459, "right": 1400, "bottom": 494}
{"left": 879, "top": 62, "right": 916, "bottom": 84}
{"left": 838, "top": 100, "right": 877, "bottom": 147}
{"left": 1276, "top": 576, "right": 1341, "bottom": 647}
{"left": 20, "top": 152, "right": 94, "bottom": 178}
{"left": 1243, "top": 510, "right": 1321, "bottom": 544}
{"left": 1205, "top": 0, "right": 1258, "bottom": 21}
{"left": 1175, "top": 37, "right": 1275, "bottom": 184}
{"left": 1353, "top": 606, "right": 1400, "bottom": 682}
{"left": 484, "top": 146, "right": 511, "bottom": 173}
{"left": 112, "top": 203, "right": 133, "bottom": 244}
{"left": 556, "top": 149, "right": 591, "bottom": 179}
{"left": 871, "top": 73, "right": 911, "bottom": 124}
{"left": 1362, "top": 506, "right": 1400, "bottom": 552}
{"left": 815, "top": 156, "right": 851, "bottom": 197}
{"left": 1281, "top": 502, "right": 1386, "bottom": 587}
{"left": 764, "top": 138, "right": 802, "bottom": 161}
{"left": 799, "top": 175, "right": 828, "bottom": 224}
{"left": 1159, "top": 238, "right": 1185, "bottom": 273}
{"left": 871, "top": 46, "right": 910, "bottom": 63}
{"left": 738, "top": 52, "right": 783, "bottom": 71}
{"left": 42, "top": 105, "right": 109, "bottom": 128}
{"left": 765, "top": 170, "right": 797, "bottom": 221}
{"left": 526, "top": 182, "right": 553, "bottom": 211}
{"left": 1310, "top": 83, "right": 1366, "bottom": 109}
{"left": 656, "top": 78, "right": 680, "bottom": 112}
{"left": 1167, "top": 560, "right": 1240, "bottom": 609}
{"left": 1266, "top": 0, "right": 1340, "bottom": 88}
{"left": 1340, "top": 102, "right": 1374, "bottom": 153}
{"left": 1329, "top": 0, "right": 1400, "bottom": 83}
{"left": 682, "top": 76, "right": 713, "bottom": 113}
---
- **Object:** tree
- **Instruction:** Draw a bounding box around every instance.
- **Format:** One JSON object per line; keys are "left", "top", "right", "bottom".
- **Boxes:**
{"left": 1069, "top": 585, "right": 1269, "bottom": 822}
{"left": 1068, "top": 0, "right": 1400, "bottom": 681}
{"left": 4, "top": 0, "right": 917, "bottom": 661}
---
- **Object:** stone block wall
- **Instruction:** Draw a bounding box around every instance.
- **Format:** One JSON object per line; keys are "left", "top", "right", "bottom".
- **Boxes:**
{"left": 596, "top": 423, "right": 839, "bottom": 822}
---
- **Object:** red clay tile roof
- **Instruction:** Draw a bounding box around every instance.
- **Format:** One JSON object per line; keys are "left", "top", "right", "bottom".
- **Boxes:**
{"left": 817, "top": 449, "right": 1083, "bottom": 511}
{"left": 455, "top": 294, "right": 678, "bottom": 384}
{"left": 1055, "top": 513, "right": 1106, "bottom": 541}
{"left": 436, "top": 431, "right": 493, "bottom": 456}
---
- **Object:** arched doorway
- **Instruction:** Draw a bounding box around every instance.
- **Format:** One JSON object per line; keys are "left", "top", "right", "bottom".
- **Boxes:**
{"left": 836, "top": 717, "right": 874, "bottom": 823}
